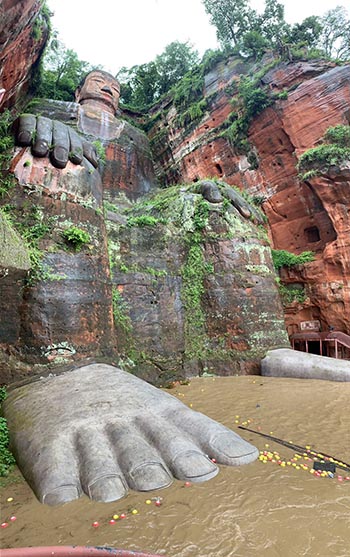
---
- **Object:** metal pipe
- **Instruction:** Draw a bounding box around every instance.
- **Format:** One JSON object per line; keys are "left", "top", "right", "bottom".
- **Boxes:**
{"left": 1, "top": 547, "right": 164, "bottom": 557}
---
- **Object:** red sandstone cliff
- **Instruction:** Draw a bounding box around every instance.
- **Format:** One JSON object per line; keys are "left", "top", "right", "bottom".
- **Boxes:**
{"left": 0, "top": 0, "right": 49, "bottom": 110}
{"left": 148, "top": 57, "right": 350, "bottom": 338}
{"left": 0, "top": 1, "right": 349, "bottom": 378}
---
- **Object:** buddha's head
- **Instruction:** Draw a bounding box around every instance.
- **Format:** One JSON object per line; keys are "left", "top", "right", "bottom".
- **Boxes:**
{"left": 75, "top": 70, "right": 120, "bottom": 114}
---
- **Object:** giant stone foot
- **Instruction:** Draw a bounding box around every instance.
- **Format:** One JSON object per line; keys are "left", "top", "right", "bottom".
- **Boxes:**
{"left": 4, "top": 364, "right": 258, "bottom": 505}
{"left": 261, "top": 348, "right": 350, "bottom": 381}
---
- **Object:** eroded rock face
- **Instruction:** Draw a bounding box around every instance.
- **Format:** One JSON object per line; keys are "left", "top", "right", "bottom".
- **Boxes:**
{"left": 0, "top": 147, "right": 116, "bottom": 383}
{"left": 108, "top": 184, "right": 288, "bottom": 383}
{"left": 0, "top": 88, "right": 158, "bottom": 382}
{"left": 1, "top": 121, "right": 289, "bottom": 382}
{"left": 0, "top": 0, "right": 49, "bottom": 110}
{"left": 0, "top": 214, "right": 31, "bottom": 381}
{"left": 279, "top": 166, "right": 350, "bottom": 334}
{"left": 1, "top": 17, "right": 348, "bottom": 382}
{"left": 148, "top": 58, "right": 350, "bottom": 337}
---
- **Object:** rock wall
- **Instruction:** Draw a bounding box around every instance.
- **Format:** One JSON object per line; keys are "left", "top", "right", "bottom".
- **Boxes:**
{"left": 1, "top": 2, "right": 349, "bottom": 380}
{"left": 0, "top": 0, "right": 49, "bottom": 110}
{"left": 0, "top": 144, "right": 116, "bottom": 383}
{"left": 0, "top": 214, "right": 32, "bottom": 382}
{"left": 107, "top": 183, "right": 288, "bottom": 384}
{"left": 148, "top": 57, "right": 350, "bottom": 337}
{"left": 1, "top": 126, "right": 289, "bottom": 383}
{"left": 0, "top": 0, "right": 50, "bottom": 380}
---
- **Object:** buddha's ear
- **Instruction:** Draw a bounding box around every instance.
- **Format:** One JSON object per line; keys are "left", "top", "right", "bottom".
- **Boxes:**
{"left": 75, "top": 86, "right": 81, "bottom": 103}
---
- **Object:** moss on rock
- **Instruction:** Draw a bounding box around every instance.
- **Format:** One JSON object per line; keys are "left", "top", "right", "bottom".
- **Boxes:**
{"left": 0, "top": 213, "right": 31, "bottom": 270}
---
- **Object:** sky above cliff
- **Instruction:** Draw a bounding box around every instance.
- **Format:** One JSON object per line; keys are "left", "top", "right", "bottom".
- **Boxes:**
{"left": 46, "top": 0, "right": 348, "bottom": 74}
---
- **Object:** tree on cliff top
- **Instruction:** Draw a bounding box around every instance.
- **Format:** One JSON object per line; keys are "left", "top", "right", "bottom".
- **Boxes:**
{"left": 202, "top": 0, "right": 350, "bottom": 61}
{"left": 118, "top": 41, "right": 199, "bottom": 110}
{"left": 202, "top": 0, "right": 288, "bottom": 49}
{"left": 202, "top": 0, "right": 257, "bottom": 46}
{"left": 288, "top": 16, "right": 323, "bottom": 49}
{"left": 156, "top": 41, "right": 199, "bottom": 96}
{"left": 36, "top": 37, "right": 97, "bottom": 101}
{"left": 318, "top": 6, "right": 350, "bottom": 60}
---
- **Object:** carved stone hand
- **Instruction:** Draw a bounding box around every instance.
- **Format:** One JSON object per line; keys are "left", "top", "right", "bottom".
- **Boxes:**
{"left": 14, "top": 114, "right": 99, "bottom": 169}
{"left": 199, "top": 179, "right": 265, "bottom": 224}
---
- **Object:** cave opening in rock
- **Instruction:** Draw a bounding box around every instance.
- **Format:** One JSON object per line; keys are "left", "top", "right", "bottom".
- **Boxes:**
{"left": 215, "top": 163, "right": 223, "bottom": 177}
{"left": 304, "top": 226, "right": 321, "bottom": 243}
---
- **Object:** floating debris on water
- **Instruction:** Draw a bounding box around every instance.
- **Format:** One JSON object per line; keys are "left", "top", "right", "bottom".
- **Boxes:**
{"left": 258, "top": 449, "right": 350, "bottom": 482}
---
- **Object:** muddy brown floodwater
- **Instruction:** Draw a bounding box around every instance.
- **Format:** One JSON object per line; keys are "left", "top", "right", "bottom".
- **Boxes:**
{"left": 1, "top": 375, "right": 350, "bottom": 557}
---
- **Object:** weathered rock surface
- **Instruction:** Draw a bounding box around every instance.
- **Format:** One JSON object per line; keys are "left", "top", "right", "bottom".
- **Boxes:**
{"left": 108, "top": 183, "right": 288, "bottom": 383}
{"left": 148, "top": 58, "right": 350, "bottom": 338}
{"left": 1, "top": 87, "right": 290, "bottom": 383}
{"left": 0, "top": 89, "right": 157, "bottom": 382}
{"left": 0, "top": 214, "right": 32, "bottom": 382}
{"left": 1, "top": 3, "right": 349, "bottom": 381}
{"left": 0, "top": 0, "right": 48, "bottom": 110}
{"left": 0, "top": 146, "right": 116, "bottom": 382}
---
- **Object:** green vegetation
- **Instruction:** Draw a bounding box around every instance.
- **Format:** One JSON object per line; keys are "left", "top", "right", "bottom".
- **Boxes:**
{"left": 0, "top": 387, "right": 15, "bottom": 477}
{"left": 324, "top": 124, "right": 350, "bottom": 147}
{"left": 0, "top": 111, "right": 16, "bottom": 199}
{"left": 173, "top": 68, "right": 204, "bottom": 109}
{"left": 14, "top": 206, "right": 53, "bottom": 244}
{"left": 298, "top": 125, "right": 350, "bottom": 179}
{"left": 126, "top": 215, "right": 167, "bottom": 227}
{"left": 182, "top": 232, "right": 207, "bottom": 360}
{"left": 119, "top": 41, "right": 200, "bottom": 110}
{"left": 221, "top": 74, "right": 273, "bottom": 154}
{"left": 180, "top": 196, "right": 212, "bottom": 360}
{"left": 144, "top": 267, "right": 168, "bottom": 278}
{"left": 192, "top": 198, "right": 210, "bottom": 230}
{"left": 201, "top": 48, "right": 232, "bottom": 74}
{"left": 274, "top": 89, "right": 288, "bottom": 100}
{"left": 202, "top": 0, "right": 350, "bottom": 61}
{"left": 92, "top": 140, "right": 106, "bottom": 164}
{"left": 32, "top": 0, "right": 350, "bottom": 116}
{"left": 223, "top": 115, "right": 250, "bottom": 153}
{"left": 62, "top": 226, "right": 90, "bottom": 250}
{"left": 104, "top": 200, "right": 120, "bottom": 214}
{"left": 1, "top": 203, "right": 58, "bottom": 284}
{"left": 272, "top": 249, "right": 315, "bottom": 270}
{"left": 35, "top": 36, "right": 98, "bottom": 101}
{"left": 298, "top": 144, "right": 350, "bottom": 174}
{"left": 176, "top": 98, "right": 208, "bottom": 127}
{"left": 31, "top": 1, "right": 51, "bottom": 42}
{"left": 278, "top": 283, "right": 306, "bottom": 306}
{"left": 124, "top": 184, "right": 180, "bottom": 215}
{"left": 239, "top": 76, "right": 272, "bottom": 119}
{"left": 112, "top": 288, "right": 133, "bottom": 336}
{"left": 317, "top": 6, "right": 350, "bottom": 60}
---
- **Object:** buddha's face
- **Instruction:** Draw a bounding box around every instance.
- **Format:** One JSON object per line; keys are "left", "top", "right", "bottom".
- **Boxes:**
{"left": 76, "top": 71, "right": 120, "bottom": 113}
